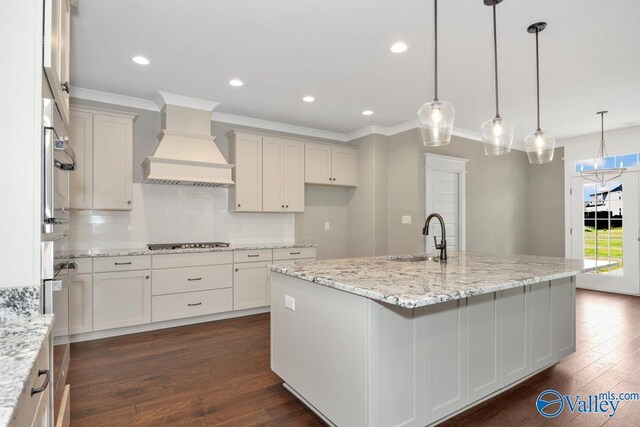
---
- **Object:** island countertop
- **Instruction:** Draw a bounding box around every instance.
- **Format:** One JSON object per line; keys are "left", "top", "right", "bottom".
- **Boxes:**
{"left": 268, "top": 252, "right": 614, "bottom": 308}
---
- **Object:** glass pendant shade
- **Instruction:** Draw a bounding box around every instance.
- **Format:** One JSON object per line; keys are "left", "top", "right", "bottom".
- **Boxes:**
{"left": 524, "top": 130, "right": 555, "bottom": 164}
{"left": 481, "top": 117, "right": 514, "bottom": 155}
{"left": 418, "top": 100, "right": 455, "bottom": 147}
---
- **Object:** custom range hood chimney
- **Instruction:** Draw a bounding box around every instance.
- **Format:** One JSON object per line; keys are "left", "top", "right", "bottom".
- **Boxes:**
{"left": 142, "top": 92, "right": 234, "bottom": 187}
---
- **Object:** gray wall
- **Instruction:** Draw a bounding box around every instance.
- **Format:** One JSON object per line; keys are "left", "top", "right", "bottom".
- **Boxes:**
{"left": 70, "top": 98, "right": 566, "bottom": 259}
{"left": 385, "top": 129, "right": 530, "bottom": 256}
{"left": 527, "top": 147, "right": 565, "bottom": 257}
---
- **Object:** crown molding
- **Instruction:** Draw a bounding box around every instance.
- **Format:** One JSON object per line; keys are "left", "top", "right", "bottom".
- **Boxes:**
{"left": 155, "top": 91, "right": 220, "bottom": 112}
{"left": 210, "top": 111, "right": 348, "bottom": 142}
{"left": 70, "top": 87, "right": 159, "bottom": 111}
{"left": 70, "top": 86, "right": 501, "bottom": 146}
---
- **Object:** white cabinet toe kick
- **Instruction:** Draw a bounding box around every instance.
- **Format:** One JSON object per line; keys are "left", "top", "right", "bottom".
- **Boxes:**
{"left": 270, "top": 273, "right": 576, "bottom": 427}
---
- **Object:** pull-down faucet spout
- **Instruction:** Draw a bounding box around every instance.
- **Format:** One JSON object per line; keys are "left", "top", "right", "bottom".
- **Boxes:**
{"left": 422, "top": 213, "right": 447, "bottom": 261}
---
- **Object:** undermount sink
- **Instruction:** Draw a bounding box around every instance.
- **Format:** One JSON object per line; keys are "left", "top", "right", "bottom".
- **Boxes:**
{"left": 389, "top": 255, "right": 440, "bottom": 263}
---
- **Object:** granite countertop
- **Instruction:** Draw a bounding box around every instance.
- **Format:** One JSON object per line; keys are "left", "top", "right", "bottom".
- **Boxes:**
{"left": 70, "top": 243, "right": 317, "bottom": 258}
{"left": 0, "top": 315, "right": 54, "bottom": 427}
{"left": 268, "top": 252, "right": 615, "bottom": 308}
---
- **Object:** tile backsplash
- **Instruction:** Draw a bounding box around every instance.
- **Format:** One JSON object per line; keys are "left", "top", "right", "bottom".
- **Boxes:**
{"left": 69, "top": 184, "right": 295, "bottom": 251}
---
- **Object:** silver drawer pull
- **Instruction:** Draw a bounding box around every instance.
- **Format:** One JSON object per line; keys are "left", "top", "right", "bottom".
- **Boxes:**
{"left": 31, "top": 369, "right": 50, "bottom": 396}
{"left": 187, "top": 277, "right": 202, "bottom": 281}
{"left": 115, "top": 262, "right": 132, "bottom": 265}
{"left": 188, "top": 302, "right": 202, "bottom": 307}
{"left": 290, "top": 252, "right": 301, "bottom": 255}
{"left": 247, "top": 254, "right": 260, "bottom": 257}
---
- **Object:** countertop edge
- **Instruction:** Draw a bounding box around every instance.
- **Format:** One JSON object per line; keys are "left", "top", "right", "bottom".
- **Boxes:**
{"left": 268, "top": 261, "right": 609, "bottom": 309}
{"left": 70, "top": 243, "right": 318, "bottom": 258}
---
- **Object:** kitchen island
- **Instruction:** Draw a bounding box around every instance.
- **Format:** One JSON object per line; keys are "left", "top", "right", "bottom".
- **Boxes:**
{"left": 268, "top": 252, "right": 612, "bottom": 427}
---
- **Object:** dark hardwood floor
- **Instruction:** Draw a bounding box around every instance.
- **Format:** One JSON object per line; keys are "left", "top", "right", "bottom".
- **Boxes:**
{"left": 69, "top": 289, "right": 640, "bottom": 426}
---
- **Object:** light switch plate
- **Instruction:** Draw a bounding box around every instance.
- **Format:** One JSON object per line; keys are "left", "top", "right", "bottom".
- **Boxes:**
{"left": 285, "top": 295, "right": 295, "bottom": 311}
{"left": 324, "top": 222, "right": 330, "bottom": 230}
{"left": 402, "top": 215, "right": 412, "bottom": 224}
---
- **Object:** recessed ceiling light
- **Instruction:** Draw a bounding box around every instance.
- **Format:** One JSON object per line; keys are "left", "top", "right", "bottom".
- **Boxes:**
{"left": 303, "top": 96, "right": 315, "bottom": 103}
{"left": 132, "top": 56, "right": 150, "bottom": 65}
{"left": 362, "top": 110, "right": 374, "bottom": 116}
{"left": 229, "top": 79, "right": 244, "bottom": 87}
{"left": 390, "top": 42, "right": 408, "bottom": 53}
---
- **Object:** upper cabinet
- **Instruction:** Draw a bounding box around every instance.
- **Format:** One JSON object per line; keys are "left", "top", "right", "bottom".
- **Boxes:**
{"left": 44, "top": 0, "right": 71, "bottom": 126}
{"left": 68, "top": 106, "right": 136, "bottom": 210}
{"left": 305, "top": 143, "right": 358, "bottom": 187}
{"left": 228, "top": 131, "right": 263, "bottom": 212}
{"left": 228, "top": 131, "right": 306, "bottom": 213}
{"left": 263, "top": 137, "right": 305, "bottom": 212}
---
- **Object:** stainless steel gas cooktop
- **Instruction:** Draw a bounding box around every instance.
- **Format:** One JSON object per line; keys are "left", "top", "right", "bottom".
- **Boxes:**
{"left": 147, "top": 242, "right": 230, "bottom": 250}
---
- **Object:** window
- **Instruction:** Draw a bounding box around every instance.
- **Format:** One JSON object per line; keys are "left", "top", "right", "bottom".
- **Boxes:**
{"left": 575, "top": 153, "right": 639, "bottom": 173}
{"left": 583, "top": 180, "right": 623, "bottom": 275}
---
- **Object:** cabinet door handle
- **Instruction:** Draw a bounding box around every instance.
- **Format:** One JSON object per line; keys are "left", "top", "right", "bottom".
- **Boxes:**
{"left": 31, "top": 369, "right": 50, "bottom": 396}
{"left": 285, "top": 205, "right": 289, "bottom": 208}
{"left": 329, "top": 177, "right": 332, "bottom": 181}
{"left": 332, "top": 178, "right": 336, "bottom": 181}
{"left": 188, "top": 302, "right": 202, "bottom": 307}
{"left": 235, "top": 268, "right": 239, "bottom": 272}
{"left": 237, "top": 204, "right": 241, "bottom": 207}
{"left": 290, "top": 252, "right": 301, "bottom": 255}
{"left": 145, "top": 275, "right": 150, "bottom": 279}
{"left": 115, "top": 262, "right": 132, "bottom": 265}
{"left": 187, "top": 277, "right": 202, "bottom": 281}
{"left": 281, "top": 205, "right": 285, "bottom": 208}
{"left": 247, "top": 254, "right": 259, "bottom": 258}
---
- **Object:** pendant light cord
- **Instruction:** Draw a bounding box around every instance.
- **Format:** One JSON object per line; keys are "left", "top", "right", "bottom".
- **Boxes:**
{"left": 492, "top": 5, "right": 500, "bottom": 118}
{"left": 433, "top": 0, "right": 438, "bottom": 102}
{"left": 535, "top": 28, "right": 541, "bottom": 132}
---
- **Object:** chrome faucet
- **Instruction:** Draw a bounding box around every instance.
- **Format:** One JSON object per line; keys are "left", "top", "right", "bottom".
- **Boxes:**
{"left": 422, "top": 213, "right": 447, "bottom": 261}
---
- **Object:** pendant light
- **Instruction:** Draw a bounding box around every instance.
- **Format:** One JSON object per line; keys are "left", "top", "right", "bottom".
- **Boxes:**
{"left": 580, "top": 111, "right": 626, "bottom": 184}
{"left": 417, "top": 0, "right": 455, "bottom": 147}
{"left": 524, "top": 22, "right": 555, "bottom": 164}
{"left": 480, "top": 0, "right": 513, "bottom": 155}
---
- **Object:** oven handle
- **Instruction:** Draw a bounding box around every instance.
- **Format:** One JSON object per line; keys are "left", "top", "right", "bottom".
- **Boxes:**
{"left": 54, "top": 138, "right": 76, "bottom": 171}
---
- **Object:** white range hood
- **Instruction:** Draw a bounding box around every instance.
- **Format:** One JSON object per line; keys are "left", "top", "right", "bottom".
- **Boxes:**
{"left": 142, "top": 92, "right": 234, "bottom": 187}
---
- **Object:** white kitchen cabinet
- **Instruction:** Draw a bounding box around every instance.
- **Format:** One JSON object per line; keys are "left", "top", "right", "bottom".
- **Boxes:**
{"left": 43, "top": 0, "right": 71, "bottom": 125}
{"left": 12, "top": 339, "right": 51, "bottom": 427}
{"left": 93, "top": 270, "right": 151, "bottom": 331}
{"left": 530, "top": 281, "right": 554, "bottom": 371}
{"left": 467, "top": 292, "right": 501, "bottom": 403}
{"left": 69, "top": 273, "right": 92, "bottom": 335}
{"left": 93, "top": 114, "right": 133, "bottom": 210}
{"left": 552, "top": 277, "right": 575, "bottom": 359}
{"left": 228, "top": 131, "right": 263, "bottom": 212}
{"left": 234, "top": 261, "right": 271, "bottom": 310}
{"left": 500, "top": 286, "right": 530, "bottom": 386}
{"left": 68, "top": 106, "right": 135, "bottom": 210}
{"left": 423, "top": 299, "right": 468, "bottom": 425}
{"left": 263, "top": 137, "right": 305, "bottom": 212}
{"left": 68, "top": 109, "right": 93, "bottom": 209}
{"left": 152, "top": 288, "right": 233, "bottom": 322}
{"left": 305, "top": 143, "right": 358, "bottom": 186}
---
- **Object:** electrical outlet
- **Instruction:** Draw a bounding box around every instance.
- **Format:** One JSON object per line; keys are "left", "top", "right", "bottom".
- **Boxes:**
{"left": 402, "top": 215, "right": 412, "bottom": 224}
{"left": 324, "top": 222, "right": 330, "bottom": 230}
{"left": 285, "top": 295, "right": 295, "bottom": 311}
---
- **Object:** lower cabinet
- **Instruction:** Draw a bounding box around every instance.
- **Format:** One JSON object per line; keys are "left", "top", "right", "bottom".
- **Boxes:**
{"left": 13, "top": 338, "right": 51, "bottom": 427}
{"left": 467, "top": 292, "right": 501, "bottom": 403}
{"left": 234, "top": 261, "right": 270, "bottom": 310}
{"left": 93, "top": 270, "right": 151, "bottom": 331}
{"left": 530, "top": 281, "right": 554, "bottom": 371}
{"left": 69, "top": 273, "right": 92, "bottom": 335}
{"left": 152, "top": 288, "right": 233, "bottom": 322}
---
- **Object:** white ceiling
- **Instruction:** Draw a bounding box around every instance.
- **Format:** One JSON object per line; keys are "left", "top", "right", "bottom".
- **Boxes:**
{"left": 70, "top": 0, "right": 640, "bottom": 141}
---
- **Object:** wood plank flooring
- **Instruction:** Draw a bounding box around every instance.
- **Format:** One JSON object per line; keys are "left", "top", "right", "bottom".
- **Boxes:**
{"left": 69, "top": 289, "right": 640, "bottom": 426}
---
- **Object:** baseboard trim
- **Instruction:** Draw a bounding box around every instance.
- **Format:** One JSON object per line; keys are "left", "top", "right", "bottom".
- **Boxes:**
{"left": 69, "top": 306, "right": 271, "bottom": 343}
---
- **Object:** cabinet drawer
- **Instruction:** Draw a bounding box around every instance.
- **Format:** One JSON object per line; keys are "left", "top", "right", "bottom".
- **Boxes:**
{"left": 152, "top": 288, "right": 233, "bottom": 322}
{"left": 273, "top": 247, "right": 316, "bottom": 261}
{"left": 152, "top": 252, "right": 233, "bottom": 269}
{"left": 233, "top": 249, "right": 272, "bottom": 263}
{"left": 93, "top": 255, "right": 151, "bottom": 272}
{"left": 72, "top": 258, "right": 92, "bottom": 274}
{"left": 13, "top": 339, "right": 50, "bottom": 427}
{"left": 152, "top": 265, "right": 233, "bottom": 296}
